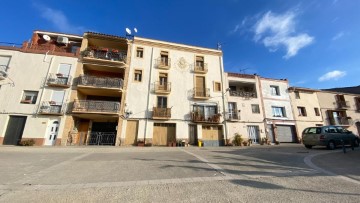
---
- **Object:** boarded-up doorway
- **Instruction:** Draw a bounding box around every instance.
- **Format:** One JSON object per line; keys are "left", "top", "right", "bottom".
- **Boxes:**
{"left": 124, "top": 120, "right": 139, "bottom": 145}
{"left": 153, "top": 123, "right": 176, "bottom": 146}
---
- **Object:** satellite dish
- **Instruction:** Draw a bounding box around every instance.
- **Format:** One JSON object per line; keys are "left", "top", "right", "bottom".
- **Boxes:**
{"left": 125, "top": 28, "right": 131, "bottom": 35}
{"left": 134, "top": 28, "right": 138, "bottom": 33}
{"left": 43, "top": 35, "right": 51, "bottom": 42}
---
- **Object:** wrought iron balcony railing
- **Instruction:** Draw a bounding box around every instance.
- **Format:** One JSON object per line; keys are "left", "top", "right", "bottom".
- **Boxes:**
{"left": 81, "top": 48, "right": 127, "bottom": 63}
{"left": 156, "top": 58, "right": 171, "bottom": 69}
{"left": 72, "top": 100, "right": 120, "bottom": 114}
{"left": 152, "top": 107, "right": 171, "bottom": 119}
{"left": 47, "top": 73, "right": 72, "bottom": 87}
{"left": 193, "top": 88, "right": 210, "bottom": 98}
{"left": 193, "top": 63, "right": 208, "bottom": 73}
{"left": 154, "top": 82, "right": 171, "bottom": 93}
{"left": 328, "top": 117, "right": 351, "bottom": 126}
{"left": 225, "top": 112, "right": 240, "bottom": 120}
{"left": 0, "top": 65, "right": 8, "bottom": 80}
{"left": 78, "top": 75, "right": 124, "bottom": 89}
{"left": 229, "top": 90, "right": 257, "bottom": 98}
{"left": 336, "top": 101, "right": 350, "bottom": 109}
{"left": 191, "top": 111, "right": 221, "bottom": 123}
{"left": 38, "top": 101, "right": 65, "bottom": 115}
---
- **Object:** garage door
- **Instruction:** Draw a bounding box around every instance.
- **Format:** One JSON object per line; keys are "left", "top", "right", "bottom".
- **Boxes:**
{"left": 124, "top": 120, "right": 138, "bottom": 145}
{"left": 202, "top": 125, "right": 224, "bottom": 146}
{"left": 276, "top": 125, "right": 296, "bottom": 143}
{"left": 153, "top": 123, "right": 176, "bottom": 146}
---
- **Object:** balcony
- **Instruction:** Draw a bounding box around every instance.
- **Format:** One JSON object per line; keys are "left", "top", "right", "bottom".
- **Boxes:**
{"left": 191, "top": 111, "right": 221, "bottom": 123}
{"left": 192, "top": 63, "right": 208, "bottom": 74}
{"left": 154, "top": 82, "right": 171, "bottom": 94}
{"left": 192, "top": 88, "right": 210, "bottom": 99}
{"left": 225, "top": 112, "right": 240, "bottom": 121}
{"left": 81, "top": 48, "right": 127, "bottom": 66}
{"left": 0, "top": 65, "right": 8, "bottom": 80}
{"left": 230, "top": 90, "right": 257, "bottom": 98}
{"left": 156, "top": 58, "right": 171, "bottom": 69}
{"left": 72, "top": 100, "right": 120, "bottom": 115}
{"left": 328, "top": 117, "right": 351, "bottom": 126}
{"left": 152, "top": 107, "right": 171, "bottom": 119}
{"left": 77, "top": 75, "right": 124, "bottom": 94}
{"left": 38, "top": 101, "right": 65, "bottom": 115}
{"left": 336, "top": 101, "right": 350, "bottom": 109}
{"left": 47, "top": 73, "right": 71, "bottom": 88}
{"left": 22, "top": 42, "right": 79, "bottom": 57}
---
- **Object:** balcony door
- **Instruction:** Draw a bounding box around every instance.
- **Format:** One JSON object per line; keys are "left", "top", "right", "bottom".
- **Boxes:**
{"left": 228, "top": 102, "right": 237, "bottom": 119}
{"left": 195, "top": 76, "right": 206, "bottom": 96}
{"left": 159, "top": 73, "right": 168, "bottom": 90}
{"left": 50, "top": 91, "right": 65, "bottom": 114}
{"left": 157, "top": 96, "right": 167, "bottom": 108}
{"left": 57, "top": 63, "right": 71, "bottom": 85}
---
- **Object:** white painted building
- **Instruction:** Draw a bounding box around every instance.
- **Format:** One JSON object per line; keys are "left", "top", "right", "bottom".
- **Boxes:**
{"left": 121, "top": 37, "right": 226, "bottom": 146}
{"left": 0, "top": 31, "right": 82, "bottom": 146}
{"left": 260, "top": 77, "right": 298, "bottom": 143}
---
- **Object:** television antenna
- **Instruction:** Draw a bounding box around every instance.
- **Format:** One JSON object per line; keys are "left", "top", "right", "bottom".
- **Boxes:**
{"left": 239, "top": 68, "right": 249, "bottom": 74}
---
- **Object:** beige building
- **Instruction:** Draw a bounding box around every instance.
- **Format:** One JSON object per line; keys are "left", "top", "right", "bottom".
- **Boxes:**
{"left": 316, "top": 91, "right": 360, "bottom": 136}
{"left": 0, "top": 31, "right": 82, "bottom": 146}
{"left": 122, "top": 37, "right": 226, "bottom": 147}
{"left": 288, "top": 87, "right": 324, "bottom": 138}
{"left": 224, "top": 73, "right": 266, "bottom": 143}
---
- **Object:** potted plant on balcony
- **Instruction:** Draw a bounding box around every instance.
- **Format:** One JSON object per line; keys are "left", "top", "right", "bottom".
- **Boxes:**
{"left": 112, "top": 49, "right": 119, "bottom": 53}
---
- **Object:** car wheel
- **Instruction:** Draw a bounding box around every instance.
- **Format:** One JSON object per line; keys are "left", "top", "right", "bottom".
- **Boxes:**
{"left": 327, "top": 141, "right": 336, "bottom": 150}
{"left": 305, "top": 145, "right": 313, "bottom": 149}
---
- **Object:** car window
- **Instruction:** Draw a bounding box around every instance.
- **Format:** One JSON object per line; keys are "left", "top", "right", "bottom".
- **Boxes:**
{"left": 324, "top": 127, "right": 329, "bottom": 133}
{"left": 335, "top": 126, "right": 345, "bottom": 133}
{"left": 305, "top": 127, "right": 321, "bottom": 134}
{"left": 329, "top": 126, "right": 337, "bottom": 133}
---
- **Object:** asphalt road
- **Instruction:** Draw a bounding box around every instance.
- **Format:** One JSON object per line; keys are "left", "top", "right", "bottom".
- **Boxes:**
{"left": 0, "top": 144, "right": 359, "bottom": 202}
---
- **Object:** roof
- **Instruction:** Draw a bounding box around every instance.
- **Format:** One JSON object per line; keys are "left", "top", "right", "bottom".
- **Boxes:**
{"left": 34, "top": 30, "right": 83, "bottom": 39}
{"left": 85, "top": 32, "right": 127, "bottom": 41}
{"left": 288, "top": 86, "right": 319, "bottom": 92}
{"left": 322, "top": 85, "right": 360, "bottom": 94}
{"left": 226, "top": 72, "right": 256, "bottom": 79}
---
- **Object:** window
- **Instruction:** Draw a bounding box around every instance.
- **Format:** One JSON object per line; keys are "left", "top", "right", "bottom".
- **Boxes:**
{"left": 314, "top": 108, "right": 320, "bottom": 116}
{"left": 272, "top": 106, "right": 286, "bottom": 117}
{"left": 193, "top": 104, "right": 218, "bottom": 120}
{"left": 295, "top": 91, "right": 300, "bottom": 99}
{"left": 21, "top": 91, "right": 38, "bottom": 104}
{"left": 229, "top": 86, "right": 236, "bottom": 91}
{"left": 297, "top": 107, "right": 307, "bottom": 116}
{"left": 214, "top": 82, "right": 221, "bottom": 92}
{"left": 134, "top": 69, "right": 142, "bottom": 82}
{"left": 160, "top": 51, "right": 169, "bottom": 66}
{"left": 304, "top": 127, "right": 321, "bottom": 134}
{"left": 195, "top": 56, "right": 205, "bottom": 69}
{"left": 136, "top": 47, "right": 143, "bottom": 58}
{"left": 159, "top": 73, "right": 168, "bottom": 85}
{"left": 251, "top": 104, "right": 260, "bottom": 114}
{"left": 270, "top": 85, "right": 280, "bottom": 96}
{"left": 355, "top": 97, "right": 360, "bottom": 112}
{"left": 157, "top": 96, "right": 167, "bottom": 108}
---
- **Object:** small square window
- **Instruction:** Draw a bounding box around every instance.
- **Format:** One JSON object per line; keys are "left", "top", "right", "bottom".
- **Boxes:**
{"left": 136, "top": 47, "right": 143, "bottom": 58}
{"left": 297, "top": 107, "right": 307, "bottom": 117}
{"left": 214, "top": 82, "right": 221, "bottom": 92}
{"left": 314, "top": 108, "right": 320, "bottom": 116}
{"left": 21, "top": 91, "right": 38, "bottom": 104}
{"left": 272, "top": 106, "right": 286, "bottom": 117}
{"left": 134, "top": 69, "right": 142, "bottom": 82}
{"left": 295, "top": 91, "right": 300, "bottom": 99}
{"left": 270, "top": 85, "right": 280, "bottom": 96}
{"left": 251, "top": 104, "right": 260, "bottom": 114}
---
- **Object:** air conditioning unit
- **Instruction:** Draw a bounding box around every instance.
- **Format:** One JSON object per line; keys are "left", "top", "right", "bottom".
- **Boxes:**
{"left": 57, "top": 36, "right": 69, "bottom": 44}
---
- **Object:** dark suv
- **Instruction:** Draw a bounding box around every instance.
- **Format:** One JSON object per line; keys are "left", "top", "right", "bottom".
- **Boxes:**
{"left": 302, "top": 126, "right": 359, "bottom": 149}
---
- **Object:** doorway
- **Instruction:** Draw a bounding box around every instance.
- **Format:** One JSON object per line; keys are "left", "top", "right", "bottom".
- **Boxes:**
{"left": 44, "top": 121, "right": 59, "bottom": 146}
{"left": 3, "top": 116, "right": 27, "bottom": 145}
{"left": 247, "top": 125, "right": 260, "bottom": 143}
{"left": 189, "top": 124, "right": 198, "bottom": 145}
{"left": 88, "top": 122, "right": 117, "bottom": 145}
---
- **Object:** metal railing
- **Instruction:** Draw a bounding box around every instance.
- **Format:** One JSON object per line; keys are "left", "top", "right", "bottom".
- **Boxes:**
{"left": 156, "top": 57, "right": 171, "bottom": 68}
{"left": 87, "top": 132, "right": 116, "bottom": 145}
{"left": 336, "top": 101, "right": 350, "bottom": 109}
{"left": 226, "top": 112, "right": 240, "bottom": 120}
{"left": 38, "top": 101, "right": 65, "bottom": 114}
{"left": 78, "top": 75, "right": 124, "bottom": 89}
{"left": 193, "top": 63, "right": 208, "bottom": 73}
{"left": 154, "top": 81, "right": 171, "bottom": 92}
{"left": 193, "top": 88, "right": 210, "bottom": 98}
{"left": 230, "top": 90, "right": 257, "bottom": 98}
{"left": 328, "top": 117, "right": 351, "bottom": 125}
{"left": 81, "top": 48, "right": 127, "bottom": 63}
{"left": 191, "top": 111, "right": 221, "bottom": 123}
{"left": 152, "top": 107, "right": 171, "bottom": 118}
{"left": 0, "top": 65, "right": 8, "bottom": 79}
{"left": 47, "top": 73, "right": 72, "bottom": 86}
{"left": 72, "top": 100, "right": 120, "bottom": 113}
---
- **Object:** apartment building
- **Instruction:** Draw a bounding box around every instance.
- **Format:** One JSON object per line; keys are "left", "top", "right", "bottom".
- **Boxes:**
{"left": 224, "top": 73, "right": 266, "bottom": 143}
{"left": 0, "top": 31, "right": 82, "bottom": 146}
{"left": 288, "top": 87, "right": 323, "bottom": 137}
{"left": 316, "top": 91, "right": 360, "bottom": 136}
{"left": 62, "top": 32, "right": 130, "bottom": 146}
{"left": 121, "top": 37, "right": 226, "bottom": 147}
{"left": 260, "top": 77, "right": 298, "bottom": 143}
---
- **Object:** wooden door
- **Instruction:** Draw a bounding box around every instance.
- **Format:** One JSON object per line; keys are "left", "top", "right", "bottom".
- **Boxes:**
{"left": 195, "top": 76, "right": 205, "bottom": 96}
{"left": 153, "top": 123, "right": 175, "bottom": 146}
{"left": 78, "top": 120, "right": 89, "bottom": 145}
{"left": 124, "top": 120, "right": 138, "bottom": 145}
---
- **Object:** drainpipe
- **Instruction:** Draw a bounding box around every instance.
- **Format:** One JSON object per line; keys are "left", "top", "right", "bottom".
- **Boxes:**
{"left": 258, "top": 76, "right": 268, "bottom": 139}
{"left": 35, "top": 53, "right": 54, "bottom": 117}
{"left": 219, "top": 55, "right": 228, "bottom": 143}
{"left": 144, "top": 47, "right": 154, "bottom": 142}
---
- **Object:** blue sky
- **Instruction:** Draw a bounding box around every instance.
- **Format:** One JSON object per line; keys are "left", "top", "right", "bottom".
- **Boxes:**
{"left": 1, "top": 0, "right": 359, "bottom": 89}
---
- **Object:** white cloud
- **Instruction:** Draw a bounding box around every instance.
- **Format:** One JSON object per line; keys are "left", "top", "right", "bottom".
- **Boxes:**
{"left": 318, "top": 70, "right": 346, "bottom": 82}
{"left": 34, "top": 4, "right": 86, "bottom": 34}
{"left": 332, "top": 31, "right": 344, "bottom": 41}
{"left": 229, "top": 24, "right": 240, "bottom": 34}
{"left": 253, "top": 11, "right": 314, "bottom": 59}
